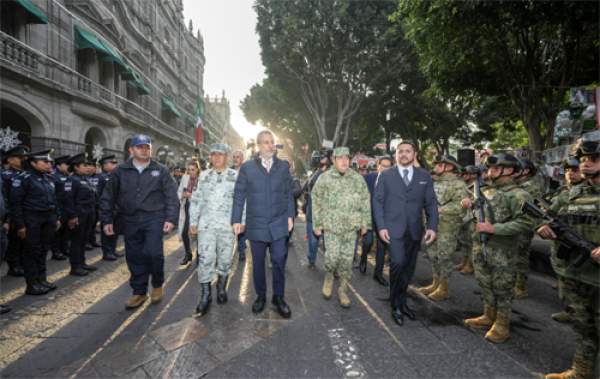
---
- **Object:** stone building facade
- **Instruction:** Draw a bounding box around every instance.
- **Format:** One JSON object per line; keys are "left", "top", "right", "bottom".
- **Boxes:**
{"left": 0, "top": 0, "right": 243, "bottom": 167}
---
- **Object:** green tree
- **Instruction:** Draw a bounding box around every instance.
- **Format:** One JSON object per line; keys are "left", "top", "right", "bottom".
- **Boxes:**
{"left": 397, "top": 0, "right": 599, "bottom": 158}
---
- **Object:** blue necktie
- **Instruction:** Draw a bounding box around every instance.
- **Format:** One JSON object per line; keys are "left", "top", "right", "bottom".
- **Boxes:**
{"left": 403, "top": 169, "right": 410, "bottom": 186}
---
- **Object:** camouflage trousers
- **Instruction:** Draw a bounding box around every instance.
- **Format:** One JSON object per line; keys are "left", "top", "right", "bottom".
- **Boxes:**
{"left": 473, "top": 243, "right": 517, "bottom": 315}
{"left": 428, "top": 225, "right": 459, "bottom": 281}
{"left": 197, "top": 230, "right": 235, "bottom": 284}
{"left": 324, "top": 231, "right": 356, "bottom": 281}
{"left": 456, "top": 223, "right": 473, "bottom": 260}
{"left": 515, "top": 231, "right": 534, "bottom": 282}
{"left": 558, "top": 275, "right": 599, "bottom": 363}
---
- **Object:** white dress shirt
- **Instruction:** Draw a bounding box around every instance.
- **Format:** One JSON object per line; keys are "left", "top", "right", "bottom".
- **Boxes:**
{"left": 397, "top": 164, "right": 414, "bottom": 183}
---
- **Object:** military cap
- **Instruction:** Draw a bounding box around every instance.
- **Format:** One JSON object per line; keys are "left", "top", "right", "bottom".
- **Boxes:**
{"left": 132, "top": 134, "right": 152, "bottom": 146}
{"left": 570, "top": 138, "right": 600, "bottom": 158}
{"left": 333, "top": 146, "right": 350, "bottom": 157}
{"left": 99, "top": 155, "right": 117, "bottom": 165}
{"left": 24, "top": 149, "right": 54, "bottom": 162}
{"left": 54, "top": 155, "right": 72, "bottom": 165}
{"left": 68, "top": 152, "right": 88, "bottom": 166}
{"left": 210, "top": 143, "right": 228, "bottom": 154}
{"left": 5, "top": 145, "right": 30, "bottom": 157}
{"left": 433, "top": 155, "right": 461, "bottom": 171}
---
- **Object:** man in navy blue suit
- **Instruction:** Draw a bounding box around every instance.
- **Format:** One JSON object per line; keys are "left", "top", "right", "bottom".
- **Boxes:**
{"left": 373, "top": 141, "right": 438, "bottom": 326}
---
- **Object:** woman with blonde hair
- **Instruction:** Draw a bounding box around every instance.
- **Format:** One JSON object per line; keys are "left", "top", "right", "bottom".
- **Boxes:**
{"left": 177, "top": 157, "right": 201, "bottom": 265}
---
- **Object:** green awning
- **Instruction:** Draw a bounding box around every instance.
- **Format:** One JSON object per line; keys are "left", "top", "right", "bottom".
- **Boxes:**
{"left": 98, "top": 41, "right": 128, "bottom": 72}
{"left": 11, "top": 0, "right": 48, "bottom": 24}
{"left": 74, "top": 26, "right": 111, "bottom": 59}
{"left": 161, "top": 95, "right": 181, "bottom": 117}
{"left": 127, "top": 79, "right": 151, "bottom": 95}
{"left": 185, "top": 116, "right": 196, "bottom": 127}
{"left": 120, "top": 68, "right": 137, "bottom": 81}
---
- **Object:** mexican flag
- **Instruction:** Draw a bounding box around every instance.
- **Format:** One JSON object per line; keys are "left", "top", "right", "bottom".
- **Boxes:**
{"left": 195, "top": 96, "right": 203, "bottom": 145}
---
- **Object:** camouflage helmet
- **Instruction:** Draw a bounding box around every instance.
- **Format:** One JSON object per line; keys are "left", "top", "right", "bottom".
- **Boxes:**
{"left": 570, "top": 139, "right": 600, "bottom": 159}
{"left": 461, "top": 165, "right": 482, "bottom": 175}
{"left": 484, "top": 153, "right": 520, "bottom": 169}
{"left": 517, "top": 158, "right": 537, "bottom": 176}
{"left": 433, "top": 155, "right": 461, "bottom": 171}
{"left": 559, "top": 157, "right": 580, "bottom": 170}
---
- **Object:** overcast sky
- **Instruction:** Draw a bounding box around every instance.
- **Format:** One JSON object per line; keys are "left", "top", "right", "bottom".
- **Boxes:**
{"left": 183, "top": 0, "right": 266, "bottom": 143}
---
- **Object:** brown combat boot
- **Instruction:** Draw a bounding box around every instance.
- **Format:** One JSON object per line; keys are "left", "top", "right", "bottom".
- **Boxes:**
{"left": 551, "top": 311, "right": 570, "bottom": 324}
{"left": 460, "top": 259, "right": 474, "bottom": 275}
{"left": 428, "top": 279, "right": 450, "bottom": 301}
{"left": 151, "top": 287, "right": 163, "bottom": 303}
{"left": 545, "top": 355, "right": 595, "bottom": 379}
{"left": 125, "top": 294, "right": 149, "bottom": 308}
{"left": 322, "top": 272, "right": 334, "bottom": 300}
{"left": 485, "top": 311, "right": 510, "bottom": 343}
{"left": 515, "top": 279, "right": 528, "bottom": 299}
{"left": 419, "top": 276, "right": 440, "bottom": 295}
{"left": 453, "top": 257, "right": 468, "bottom": 271}
{"left": 465, "top": 306, "right": 497, "bottom": 329}
{"left": 338, "top": 279, "right": 351, "bottom": 308}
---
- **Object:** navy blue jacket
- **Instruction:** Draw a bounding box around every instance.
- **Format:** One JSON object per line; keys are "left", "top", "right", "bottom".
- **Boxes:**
{"left": 363, "top": 172, "right": 378, "bottom": 229}
{"left": 9, "top": 168, "right": 60, "bottom": 229}
{"left": 2, "top": 167, "right": 20, "bottom": 206}
{"left": 305, "top": 169, "right": 325, "bottom": 223}
{"left": 96, "top": 172, "right": 109, "bottom": 199}
{"left": 100, "top": 159, "right": 178, "bottom": 224}
{"left": 373, "top": 166, "right": 438, "bottom": 240}
{"left": 232, "top": 155, "right": 294, "bottom": 242}
{"left": 63, "top": 173, "right": 96, "bottom": 220}
{"left": 52, "top": 170, "right": 69, "bottom": 206}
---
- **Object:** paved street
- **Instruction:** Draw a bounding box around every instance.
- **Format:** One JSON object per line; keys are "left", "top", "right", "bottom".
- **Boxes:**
{"left": 0, "top": 218, "right": 593, "bottom": 379}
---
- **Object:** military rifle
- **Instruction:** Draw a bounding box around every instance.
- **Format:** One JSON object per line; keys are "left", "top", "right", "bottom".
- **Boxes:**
{"left": 523, "top": 200, "right": 598, "bottom": 268}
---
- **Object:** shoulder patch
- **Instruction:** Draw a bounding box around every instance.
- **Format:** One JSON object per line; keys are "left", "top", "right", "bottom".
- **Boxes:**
{"left": 151, "top": 170, "right": 160, "bottom": 177}
{"left": 12, "top": 179, "right": 21, "bottom": 187}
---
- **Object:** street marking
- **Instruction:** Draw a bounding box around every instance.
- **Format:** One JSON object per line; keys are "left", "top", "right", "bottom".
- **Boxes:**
{"left": 327, "top": 328, "right": 366, "bottom": 378}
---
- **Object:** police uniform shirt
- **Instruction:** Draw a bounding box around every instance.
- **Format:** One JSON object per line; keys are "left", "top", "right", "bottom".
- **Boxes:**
{"left": 9, "top": 169, "right": 59, "bottom": 230}
{"left": 53, "top": 171, "right": 69, "bottom": 205}
{"left": 2, "top": 167, "right": 21, "bottom": 201}
{"left": 63, "top": 173, "right": 97, "bottom": 220}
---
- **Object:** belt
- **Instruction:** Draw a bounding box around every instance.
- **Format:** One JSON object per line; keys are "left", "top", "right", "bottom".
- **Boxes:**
{"left": 24, "top": 209, "right": 55, "bottom": 218}
{"left": 76, "top": 204, "right": 95, "bottom": 209}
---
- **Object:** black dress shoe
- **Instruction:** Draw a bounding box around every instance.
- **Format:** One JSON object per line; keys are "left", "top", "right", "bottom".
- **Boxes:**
{"left": 180, "top": 252, "right": 192, "bottom": 266}
{"left": 90, "top": 241, "right": 101, "bottom": 248}
{"left": 0, "top": 304, "right": 11, "bottom": 314}
{"left": 392, "top": 307, "right": 404, "bottom": 326}
{"left": 359, "top": 255, "right": 367, "bottom": 274}
{"left": 252, "top": 294, "right": 266, "bottom": 313}
{"left": 373, "top": 273, "right": 389, "bottom": 287}
{"left": 39, "top": 278, "right": 58, "bottom": 291}
{"left": 239, "top": 252, "right": 246, "bottom": 261}
{"left": 51, "top": 252, "right": 67, "bottom": 260}
{"left": 102, "top": 253, "right": 117, "bottom": 261}
{"left": 85, "top": 244, "right": 94, "bottom": 251}
{"left": 114, "top": 251, "right": 124, "bottom": 258}
{"left": 25, "top": 280, "right": 50, "bottom": 295}
{"left": 216, "top": 276, "right": 228, "bottom": 304}
{"left": 400, "top": 304, "right": 415, "bottom": 320}
{"left": 7, "top": 266, "right": 25, "bottom": 277}
{"left": 196, "top": 283, "right": 212, "bottom": 315}
{"left": 82, "top": 264, "right": 97, "bottom": 271}
{"left": 272, "top": 295, "right": 291, "bottom": 319}
{"left": 70, "top": 267, "right": 89, "bottom": 276}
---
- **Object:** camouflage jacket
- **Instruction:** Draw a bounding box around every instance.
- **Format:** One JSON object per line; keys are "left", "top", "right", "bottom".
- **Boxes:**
{"left": 189, "top": 168, "right": 245, "bottom": 232}
{"left": 312, "top": 167, "right": 371, "bottom": 234}
{"left": 547, "top": 181, "right": 599, "bottom": 287}
{"left": 435, "top": 174, "right": 468, "bottom": 226}
{"left": 517, "top": 177, "right": 543, "bottom": 199}
{"left": 475, "top": 179, "right": 534, "bottom": 249}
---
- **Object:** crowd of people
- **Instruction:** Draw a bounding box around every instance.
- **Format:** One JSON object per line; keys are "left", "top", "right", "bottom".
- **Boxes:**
{"left": 1, "top": 130, "right": 599, "bottom": 379}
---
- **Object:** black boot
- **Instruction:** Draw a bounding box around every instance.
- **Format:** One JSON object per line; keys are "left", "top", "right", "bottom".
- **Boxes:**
{"left": 90, "top": 241, "right": 101, "bottom": 248}
{"left": 85, "top": 244, "right": 94, "bottom": 251}
{"left": 7, "top": 265, "right": 25, "bottom": 277}
{"left": 25, "top": 279, "right": 50, "bottom": 296}
{"left": 102, "top": 253, "right": 117, "bottom": 261}
{"left": 70, "top": 267, "right": 88, "bottom": 276}
{"left": 359, "top": 253, "right": 367, "bottom": 274}
{"left": 239, "top": 251, "right": 246, "bottom": 261}
{"left": 216, "top": 276, "right": 229, "bottom": 304}
{"left": 196, "top": 282, "right": 212, "bottom": 315}
{"left": 51, "top": 251, "right": 67, "bottom": 260}
{"left": 114, "top": 250, "right": 124, "bottom": 258}
{"left": 38, "top": 277, "right": 58, "bottom": 291}
{"left": 252, "top": 294, "right": 266, "bottom": 313}
{"left": 180, "top": 251, "right": 192, "bottom": 266}
{"left": 272, "top": 295, "right": 291, "bottom": 319}
{"left": 83, "top": 264, "right": 97, "bottom": 271}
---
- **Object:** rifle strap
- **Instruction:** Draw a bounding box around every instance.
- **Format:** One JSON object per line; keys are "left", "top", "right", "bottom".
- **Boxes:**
{"left": 480, "top": 191, "right": 497, "bottom": 224}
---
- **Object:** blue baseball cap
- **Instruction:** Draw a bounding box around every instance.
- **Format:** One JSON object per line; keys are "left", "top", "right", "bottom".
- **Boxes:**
{"left": 132, "top": 135, "right": 152, "bottom": 147}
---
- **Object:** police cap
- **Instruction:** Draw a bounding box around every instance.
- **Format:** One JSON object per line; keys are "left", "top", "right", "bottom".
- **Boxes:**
{"left": 5, "top": 145, "right": 30, "bottom": 157}
{"left": 24, "top": 149, "right": 54, "bottom": 162}
{"left": 132, "top": 134, "right": 152, "bottom": 147}
{"left": 69, "top": 152, "right": 88, "bottom": 166}
{"left": 99, "top": 155, "right": 117, "bottom": 165}
{"left": 54, "top": 155, "right": 72, "bottom": 165}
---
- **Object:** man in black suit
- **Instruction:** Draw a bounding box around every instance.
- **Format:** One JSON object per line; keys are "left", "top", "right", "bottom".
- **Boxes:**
{"left": 373, "top": 141, "right": 438, "bottom": 326}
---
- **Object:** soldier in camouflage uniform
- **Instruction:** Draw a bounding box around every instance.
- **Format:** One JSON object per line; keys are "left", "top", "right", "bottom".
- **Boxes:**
{"left": 461, "top": 153, "right": 534, "bottom": 343}
{"left": 419, "top": 156, "right": 468, "bottom": 301}
{"left": 539, "top": 139, "right": 600, "bottom": 379}
{"left": 421, "top": 168, "right": 438, "bottom": 260}
{"left": 189, "top": 143, "right": 245, "bottom": 315}
{"left": 454, "top": 165, "right": 482, "bottom": 275}
{"left": 513, "top": 158, "right": 543, "bottom": 299}
{"left": 312, "top": 147, "right": 371, "bottom": 308}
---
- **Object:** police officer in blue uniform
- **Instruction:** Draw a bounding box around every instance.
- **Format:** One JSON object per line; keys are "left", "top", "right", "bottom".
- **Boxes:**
{"left": 2, "top": 145, "right": 30, "bottom": 277}
{"left": 50, "top": 155, "right": 71, "bottom": 260}
{"left": 100, "top": 135, "right": 178, "bottom": 308}
{"left": 97, "top": 155, "right": 121, "bottom": 261}
{"left": 86, "top": 159, "right": 102, "bottom": 250}
{"left": 63, "top": 153, "right": 98, "bottom": 276}
{"left": 9, "top": 150, "right": 61, "bottom": 295}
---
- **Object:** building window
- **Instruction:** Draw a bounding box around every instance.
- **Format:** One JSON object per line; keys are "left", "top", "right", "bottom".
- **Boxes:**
{"left": 76, "top": 49, "right": 88, "bottom": 76}
{"left": 126, "top": 84, "right": 138, "bottom": 104}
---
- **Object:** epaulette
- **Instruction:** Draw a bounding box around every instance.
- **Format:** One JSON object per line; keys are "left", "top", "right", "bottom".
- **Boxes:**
{"left": 21, "top": 172, "right": 30, "bottom": 179}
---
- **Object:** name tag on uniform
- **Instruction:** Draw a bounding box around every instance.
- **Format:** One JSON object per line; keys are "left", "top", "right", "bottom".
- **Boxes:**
{"left": 420, "top": 182, "right": 426, "bottom": 184}
{"left": 61, "top": 177, "right": 67, "bottom": 181}
{"left": 80, "top": 181, "right": 87, "bottom": 185}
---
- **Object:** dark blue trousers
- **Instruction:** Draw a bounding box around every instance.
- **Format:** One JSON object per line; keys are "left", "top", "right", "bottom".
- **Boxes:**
{"left": 362, "top": 229, "right": 386, "bottom": 276}
{"left": 5, "top": 225, "right": 24, "bottom": 269}
{"left": 250, "top": 237, "right": 287, "bottom": 297}
{"left": 101, "top": 213, "right": 123, "bottom": 255}
{"left": 22, "top": 214, "right": 56, "bottom": 280}
{"left": 123, "top": 214, "right": 165, "bottom": 296}
{"left": 88, "top": 209, "right": 98, "bottom": 245}
{"left": 69, "top": 208, "right": 94, "bottom": 269}
{"left": 389, "top": 229, "right": 421, "bottom": 308}
{"left": 237, "top": 230, "right": 247, "bottom": 254}
{"left": 52, "top": 212, "right": 71, "bottom": 254}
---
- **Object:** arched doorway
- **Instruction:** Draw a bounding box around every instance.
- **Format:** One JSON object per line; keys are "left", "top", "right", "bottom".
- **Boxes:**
{"left": 123, "top": 138, "right": 132, "bottom": 161}
{"left": 1, "top": 106, "right": 32, "bottom": 151}
{"left": 84, "top": 127, "right": 107, "bottom": 160}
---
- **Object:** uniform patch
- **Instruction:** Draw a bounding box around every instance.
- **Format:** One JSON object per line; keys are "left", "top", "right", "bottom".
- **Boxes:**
{"left": 568, "top": 204, "right": 596, "bottom": 211}
{"left": 80, "top": 181, "right": 87, "bottom": 184}
{"left": 151, "top": 170, "right": 160, "bottom": 177}
{"left": 12, "top": 179, "right": 21, "bottom": 187}
{"left": 60, "top": 177, "right": 67, "bottom": 181}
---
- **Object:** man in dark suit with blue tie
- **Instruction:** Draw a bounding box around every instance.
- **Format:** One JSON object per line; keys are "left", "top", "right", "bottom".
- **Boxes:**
{"left": 373, "top": 141, "right": 438, "bottom": 326}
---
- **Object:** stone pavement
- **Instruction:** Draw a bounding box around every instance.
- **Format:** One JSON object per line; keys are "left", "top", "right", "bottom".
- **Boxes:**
{"left": 0, "top": 220, "right": 596, "bottom": 378}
